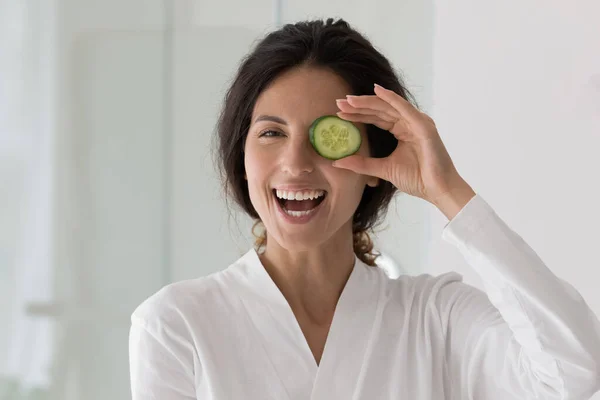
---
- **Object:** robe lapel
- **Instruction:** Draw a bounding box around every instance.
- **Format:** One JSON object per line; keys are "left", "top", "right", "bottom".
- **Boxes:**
{"left": 309, "top": 255, "right": 383, "bottom": 400}
{"left": 230, "top": 249, "right": 383, "bottom": 400}
{"left": 230, "top": 249, "right": 316, "bottom": 399}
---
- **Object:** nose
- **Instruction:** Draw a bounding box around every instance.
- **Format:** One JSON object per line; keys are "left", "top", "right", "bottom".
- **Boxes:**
{"left": 280, "top": 134, "right": 315, "bottom": 176}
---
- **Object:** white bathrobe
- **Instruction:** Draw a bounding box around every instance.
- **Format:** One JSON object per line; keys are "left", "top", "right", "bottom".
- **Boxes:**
{"left": 129, "top": 194, "right": 600, "bottom": 399}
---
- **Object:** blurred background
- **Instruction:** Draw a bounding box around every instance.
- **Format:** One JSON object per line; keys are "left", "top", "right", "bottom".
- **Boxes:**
{"left": 0, "top": 0, "right": 598, "bottom": 399}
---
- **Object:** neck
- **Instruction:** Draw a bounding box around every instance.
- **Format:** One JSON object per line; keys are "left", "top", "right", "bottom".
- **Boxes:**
{"left": 258, "top": 229, "right": 356, "bottom": 325}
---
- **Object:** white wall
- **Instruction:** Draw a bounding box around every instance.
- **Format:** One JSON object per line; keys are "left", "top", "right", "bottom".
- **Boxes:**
{"left": 426, "top": 1, "right": 600, "bottom": 397}
{"left": 53, "top": 1, "right": 168, "bottom": 398}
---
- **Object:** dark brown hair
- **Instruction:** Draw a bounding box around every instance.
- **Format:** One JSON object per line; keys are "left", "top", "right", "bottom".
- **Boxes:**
{"left": 215, "top": 18, "right": 420, "bottom": 266}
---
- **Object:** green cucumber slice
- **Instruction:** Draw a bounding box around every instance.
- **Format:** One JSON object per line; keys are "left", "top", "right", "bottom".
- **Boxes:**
{"left": 309, "top": 115, "right": 361, "bottom": 160}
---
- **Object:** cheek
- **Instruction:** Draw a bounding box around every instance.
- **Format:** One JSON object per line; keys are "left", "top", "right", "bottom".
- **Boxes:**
{"left": 325, "top": 167, "right": 368, "bottom": 205}
{"left": 243, "top": 150, "right": 257, "bottom": 196}
{"left": 244, "top": 147, "right": 272, "bottom": 212}
{"left": 245, "top": 176, "right": 269, "bottom": 221}
{"left": 244, "top": 145, "right": 263, "bottom": 182}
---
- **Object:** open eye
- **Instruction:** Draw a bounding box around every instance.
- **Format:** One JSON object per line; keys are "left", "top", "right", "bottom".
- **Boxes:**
{"left": 259, "top": 129, "right": 284, "bottom": 138}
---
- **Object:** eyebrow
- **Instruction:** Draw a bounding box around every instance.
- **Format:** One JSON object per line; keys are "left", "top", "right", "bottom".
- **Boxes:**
{"left": 253, "top": 115, "right": 288, "bottom": 126}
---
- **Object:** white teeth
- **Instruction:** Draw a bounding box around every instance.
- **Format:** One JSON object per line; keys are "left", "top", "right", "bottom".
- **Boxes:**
{"left": 284, "top": 208, "right": 317, "bottom": 217}
{"left": 275, "top": 189, "right": 325, "bottom": 200}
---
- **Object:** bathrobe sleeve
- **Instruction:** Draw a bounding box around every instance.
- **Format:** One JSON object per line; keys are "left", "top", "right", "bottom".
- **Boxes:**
{"left": 436, "top": 194, "right": 600, "bottom": 399}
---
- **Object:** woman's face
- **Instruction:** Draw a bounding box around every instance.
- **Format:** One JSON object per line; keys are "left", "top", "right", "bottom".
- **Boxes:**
{"left": 244, "top": 66, "right": 378, "bottom": 251}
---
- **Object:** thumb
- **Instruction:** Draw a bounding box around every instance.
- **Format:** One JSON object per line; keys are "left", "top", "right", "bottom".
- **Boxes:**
{"left": 332, "top": 154, "right": 388, "bottom": 181}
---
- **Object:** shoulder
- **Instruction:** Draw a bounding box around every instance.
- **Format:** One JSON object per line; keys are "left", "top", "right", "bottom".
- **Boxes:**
{"left": 384, "top": 270, "right": 497, "bottom": 336}
{"left": 131, "top": 253, "right": 249, "bottom": 334}
{"left": 384, "top": 270, "right": 490, "bottom": 320}
{"left": 131, "top": 276, "right": 213, "bottom": 331}
{"left": 386, "top": 270, "right": 467, "bottom": 305}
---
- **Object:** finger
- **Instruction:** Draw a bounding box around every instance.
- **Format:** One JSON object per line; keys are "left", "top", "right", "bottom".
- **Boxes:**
{"left": 332, "top": 154, "right": 389, "bottom": 182}
{"left": 336, "top": 112, "right": 395, "bottom": 131}
{"left": 336, "top": 99, "right": 397, "bottom": 123}
{"left": 343, "top": 95, "right": 400, "bottom": 120}
{"left": 337, "top": 112, "right": 411, "bottom": 140}
{"left": 373, "top": 84, "right": 422, "bottom": 122}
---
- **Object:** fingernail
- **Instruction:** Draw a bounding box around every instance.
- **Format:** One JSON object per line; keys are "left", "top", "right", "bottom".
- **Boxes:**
{"left": 374, "top": 83, "right": 383, "bottom": 89}
{"left": 331, "top": 161, "right": 337, "bottom": 167}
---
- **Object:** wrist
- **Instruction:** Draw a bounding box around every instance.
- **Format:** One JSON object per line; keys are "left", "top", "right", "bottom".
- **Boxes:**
{"left": 432, "top": 180, "right": 476, "bottom": 221}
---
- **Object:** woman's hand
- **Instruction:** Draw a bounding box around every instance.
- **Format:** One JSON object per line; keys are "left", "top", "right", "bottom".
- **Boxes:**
{"left": 333, "top": 83, "right": 476, "bottom": 218}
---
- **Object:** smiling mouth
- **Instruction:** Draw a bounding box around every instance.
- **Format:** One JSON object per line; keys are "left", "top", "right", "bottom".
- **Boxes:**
{"left": 273, "top": 189, "right": 327, "bottom": 216}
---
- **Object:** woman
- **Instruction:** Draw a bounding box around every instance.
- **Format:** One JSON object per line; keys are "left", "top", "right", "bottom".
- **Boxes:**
{"left": 129, "top": 18, "right": 600, "bottom": 399}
